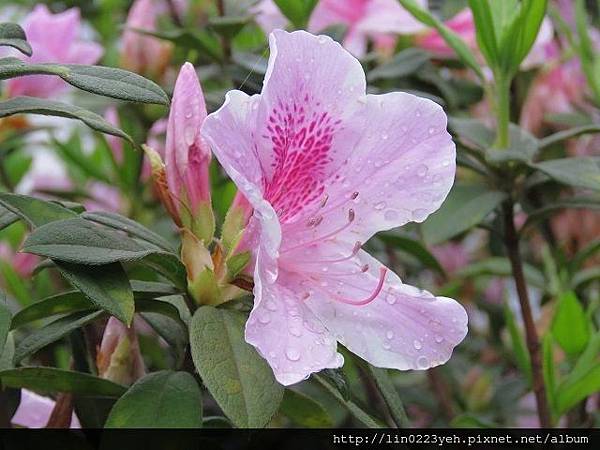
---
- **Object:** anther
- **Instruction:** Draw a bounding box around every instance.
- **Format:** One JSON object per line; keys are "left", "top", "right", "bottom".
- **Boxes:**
{"left": 348, "top": 209, "right": 355, "bottom": 222}
{"left": 351, "top": 191, "right": 359, "bottom": 200}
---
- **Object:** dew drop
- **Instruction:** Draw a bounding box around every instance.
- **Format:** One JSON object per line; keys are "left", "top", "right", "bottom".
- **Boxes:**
{"left": 413, "top": 339, "right": 423, "bottom": 350}
{"left": 428, "top": 127, "right": 436, "bottom": 135}
{"left": 357, "top": 95, "right": 368, "bottom": 104}
{"left": 265, "top": 300, "right": 277, "bottom": 311}
{"left": 412, "top": 208, "right": 428, "bottom": 221}
{"left": 434, "top": 335, "right": 444, "bottom": 344}
{"left": 286, "top": 348, "right": 301, "bottom": 361}
{"left": 374, "top": 201, "right": 386, "bottom": 210}
{"left": 318, "top": 35, "right": 328, "bottom": 44}
{"left": 416, "top": 355, "right": 429, "bottom": 369}
{"left": 416, "top": 164, "right": 428, "bottom": 177}
{"left": 185, "top": 110, "right": 193, "bottom": 119}
{"left": 386, "top": 330, "right": 394, "bottom": 340}
{"left": 386, "top": 292, "right": 397, "bottom": 305}
{"left": 442, "top": 159, "right": 450, "bottom": 167}
{"left": 184, "top": 126, "right": 196, "bottom": 146}
{"left": 381, "top": 133, "right": 389, "bottom": 140}
{"left": 258, "top": 311, "right": 271, "bottom": 324}
{"left": 383, "top": 342, "right": 391, "bottom": 350}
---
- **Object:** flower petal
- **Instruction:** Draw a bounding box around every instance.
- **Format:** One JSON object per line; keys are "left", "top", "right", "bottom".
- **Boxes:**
{"left": 281, "top": 91, "right": 455, "bottom": 250}
{"left": 299, "top": 247, "right": 468, "bottom": 370}
{"left": 246, "top": 268, "right": 343, "bottom": 385}
{"left": 358, "top": 0, "right": 427, "bottom": 35}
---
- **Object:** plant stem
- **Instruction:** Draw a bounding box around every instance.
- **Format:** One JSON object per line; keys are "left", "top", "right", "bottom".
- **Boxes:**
{"left": 494, "top": 75, "right": 511, "bottom": 148}
{"left": 502, "top": 201, "right": 552, "bottom": 428}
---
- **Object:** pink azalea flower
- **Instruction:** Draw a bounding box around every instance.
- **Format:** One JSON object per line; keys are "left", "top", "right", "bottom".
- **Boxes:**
{"left": 11, "top": 389, "right": 80, "bottom": 428}
{"left": 252, "top": 0, "right": 289, "bottom": 35}
{"left": 309, "top": 0, "right": 427, "bottom": 57}
{"left": 104, "top": 107, "right": 124, "bottom": 164}
{"left": 96, "top": 317, "right": 146, "bottom": 386}
{"left": 430, "top": 242, "right": 471, "bottom": 276}
{"left": 0, "top": 242, "right": 39, "bottom": 279}
{"left": 202, "top": 30, "right": 468, "bottom": 385}
{"left": 5, "top": 5, "right": 103, "bottom": 98}
{"left": 120, "top": 0, "right": 173, "bottom": 77}
{"left": 84, "top": 182, "right": 124, "bottom": 213}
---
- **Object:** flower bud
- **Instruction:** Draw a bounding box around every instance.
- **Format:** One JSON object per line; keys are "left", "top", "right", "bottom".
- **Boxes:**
{"left": 96, "top": 317, "right": 145, "bottom": 386}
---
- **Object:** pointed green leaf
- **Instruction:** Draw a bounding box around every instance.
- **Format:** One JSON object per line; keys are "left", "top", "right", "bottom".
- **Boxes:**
{"left": 0, "top": 23, "right": 32, "bottom": 56}
{"left": 0, "top": 193, "right": 76, "bottom": 228}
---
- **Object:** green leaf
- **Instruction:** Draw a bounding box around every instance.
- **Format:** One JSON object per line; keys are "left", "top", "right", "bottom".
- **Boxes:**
{"left": 504, "top": 303, "right": 531, "bottom": 384}
{"left": 0, "top": 193, "right": 76, "bottom": 228}
{"left": 367, "top": 48, "right": 430, "bottom": 81}
{"left": 273, "top": 0, "right": 318, "bottom": 28}
{"left": 14, "top": 310, "right": 104, "bottom": 363}
{"left": 105, "top": 371, "right": 202, "bottom": 428}
{"left": 0, "top": 301, "right": 11, "bottom": 360}
{"left": 551, "top": 291, "right": 590, "bottom": 355}
{"left": 468, "top": 0, "right": 499, "bottom": 69}
{"left": 485, "top": 125, "right": 539, "bottom": 164}
{"left": 422, "top": 184, "right": 507, "bottom": 245}
{"left": 190, "top": 306, "right": 284, "bottom": 427}
{"left": 23, "top": 217, "right": 180, "bottom": 267}
{"left": 458, "top": 257, "right": 546, "bottom": 289}
{"left": 520, "top": 197, "right": 600, "bottom": 234}
{"left": 368, "top": 365, "right": 408, "bottom": 427}
{"left": 556, "top": 364, "right": 600, "bottom": 416}
{"left": 208, "top": 15, "right": 252, "bottom": 38}
{"left": 0, "top": 97, "right": 133, "bottom": 143}
{"left": 398, "top": 0, "right": 484, "bottom": 79}
{"left": 279, "top": 389, "right": 333, "bottom": 428}
{"left": 377, "top": 233, "right": 445, "bottom": 277}
{"left": 0, "top": 23, "right": 32, "bottom": 56}
{"left": 0, "top": 206, "right": 18, "bottom": 231}
{"left": 0, "top": 60, "right": 168, "bottom": 105}
{"left": 542, "top": 334, "right": 556, "bottom": 414}
{"left": 142, "top": 310, "right": 188, "bottom": 367}
{"left": 539, "top": 124, "right": 600, "bottom": 149}
{"left": 449, "top": 117, "right": 495, "bottom": 150}
{"left": 82, "top": 212, "right": 176, "bottom": 253}
{"left": 532, "top": 157, "right": 600, "bottom": 191}
{"left": 313, "top": 373, "right": 382, "bottom": 427}
{"left": 0, "top": 367, "right": 126, "bottom": 397}
{"left": 56, "top": 261, "right": 134, "bottom": 325}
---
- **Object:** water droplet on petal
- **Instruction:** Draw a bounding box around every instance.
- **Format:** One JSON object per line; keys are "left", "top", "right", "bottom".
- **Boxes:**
{"left": 416, "top": 355, "right": 429, "bottom": 369}
{"left": 428, "top": 127, "right": 436, "bottom": 135}
{"left": 265, "top": 300, "right": 277, "bottom": 311}
{"left": 386, "top": 330, "right": 394, "bottom": 340}
{"left": 374, "top": 201, "right": 386, "bottom": 210}
{"left": 383, "top": 342, "right": 391, "bottom": 350}
{"left": 412, "top": 208, "right": 428, "bottom": 221}
{"left": 442, "top": 159, "right": 450, "bottom": 167}
{"left": 434, "top": 335, "right": 444, "bottom": 343}
{"left": 384, "top": 210, "right": 399, "bottom": 221}
{"left": 286, "top": 347, "right": 301, "bottom": 361}
{"left": 381, "top": 133, "right": 389, "bottom": 140}
{"left": 258, "top": 311, "right": 271, "bottom": 324}
{"left": 413, "top": 339, "right": 423, "bottom": 350}
{"left": 386, "top": 292, "right": 397, "bottom": 305}
{"left": 416, "top": 164, "right": 428, "bottom": 177}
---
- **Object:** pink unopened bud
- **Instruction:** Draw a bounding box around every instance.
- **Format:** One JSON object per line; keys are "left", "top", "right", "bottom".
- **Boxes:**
{"left": 163, "top": 62, "right": 214, "bottom": 242}
{"left": 121, "top": 0, "right": 172, "bottom": 77}
{"left": 96, "top": 317, "right": 145, "bottom": 386}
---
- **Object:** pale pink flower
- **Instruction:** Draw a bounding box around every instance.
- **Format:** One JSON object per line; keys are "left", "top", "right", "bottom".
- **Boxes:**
{"left": 5, "top": 5, "right": 103, "bottom": 98}
{"left": 84, "top": 182, "right": 123, "bottom": 213}
{"left": 416, "top": 8, "right": 554, "bottom": 71}
{"left": 104, "top": 107, "right": 124, "bottom": 164}
{"left": 202, "top": 30, "right": 467, "bottom": 385}
{"left": 97, "top": 317, "right": 146, "bottom": 385}
{"left": 11, "top": 389, "right": 80, "bottom": 428}
{"left": 309, "top": 0, "right": 426, "bottom": 57}
{"left": 430, "top": 242, "right": 470, "bottom": 276}
{"left": 252, "top": 0, "right": 289, "bottom": 35}
{"left": 121, "top": 0, "right": 172, "bottom": 77}
{"left": 519, "top": 59, "right": 586, "bottom": 134}
{"left": 0, "top": 242, "right": 39, "bottom": 279}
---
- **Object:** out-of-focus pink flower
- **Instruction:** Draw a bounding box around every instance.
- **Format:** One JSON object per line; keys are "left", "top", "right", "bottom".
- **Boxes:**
{"left": 416, "top": 9, "right": 475, "bottom": 58}
{"left": 253, "top": 0, "right": 426, "bottom": 57}
{"left": 309, "top": 0, "right": 426, "bottom": 57}
{"left": 96, "top": 317, "right": 146, "bottom": 386}
{"left": 121, "top": 0, "right": 173, "bottom": 77}
{"left": 6, "top": 5, "right": 103, "bottom": 98}
{"left": 519, "top": 60, "right": 586, "bottom": 134}
{"left": 0, "top": 242, "right": 39, "bottom": 279}
{"left": 147, "top": 118, "right": 168, "bottom": 157}
{"left": 202, "top": 30, "right": 467, "bottom": 385}
{"left": 104, "top": 107, "right": 124, "bottom": 164}
{"left": 551, "top": 209, "right": 600, "bottom": 261}
{"left": 11, "top": 389, "right": 80, "bottom": 428}
{"left": 431, "top": 242, "right": 471, "bottom": 276}
{"left": 416, "top": 8, "right": 554, "bottom": 71}
{"left": 146, "top": 63, "right": 214, "bottom": 243}
{"left": 84, "top": 182, "right": 123, "bottom": 213}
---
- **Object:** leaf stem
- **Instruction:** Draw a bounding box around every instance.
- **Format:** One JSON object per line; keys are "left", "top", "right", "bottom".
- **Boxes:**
{"left": 494, "top": 75, "right": 511, "bottom": 148}
{"left": 502, "top": 200, "right": 552, "bottom": 428}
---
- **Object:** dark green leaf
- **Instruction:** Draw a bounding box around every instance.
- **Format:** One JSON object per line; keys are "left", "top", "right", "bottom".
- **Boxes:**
{"left": 0, "top": 206, "right": 18, "bottom": 231}
{"left": 190, "top": 306, "right": 283, "bottom": 428}
{"left": 82, "top": 212, "right": 176, "bottom": 253}
{"left": 532, "top": 157, "right": 600, "bottom": 191}
{"left": 504, "top": 304, "right": 531, "bottom": 383}
{"left": 273, "top": 0, "right": 318, "bottom": 28}
{"left": 0, "top": 302, "right": 11, "bottom": 360}
{"left": 539, "top": 124, "right": 600, "bottom": 149}
{"left": 0, "top": 97, "right": 133, "bottom": 143}
{"left": 14, "top": 310, "right": 104, "bottom": 363}
{"left": 368, "top": 48, "right": 429, "bottom": 81}
{"left": 552, "top": 291, "right": 590, "bottom": 355}
{"left": 279, "top": 389, "right": 333, "bottom": 428}
{"left": 468, "top": 0, "right": 499, "bottom": 69}
{"left": 0, "top": 23, "right": 32, "bottom": 56}
{"left": 368, "top": 365, "right": 408, "bottom": 427}
{"left": 422, "top": 184, "right": 507, "bottom": 245}
{"left": 377, "top": 233, "right": 445, "bottom": 277}
{"left": 56, "top": 261, "right": 134, "bottom": 325}
{"left": 105, "top": 371, "right": 202, "bottom": 428}
{"left": 0, "top": 193, "right": 76, "bottom": 228}
{"left": 208, "top": 15, "right": 251, "bottom": 38}
{"left": 0, "top": 367, "right": 126, "bottom": 397}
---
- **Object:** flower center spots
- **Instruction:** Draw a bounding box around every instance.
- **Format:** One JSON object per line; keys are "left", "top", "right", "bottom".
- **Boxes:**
{"left": 262, "top": 95, "right": 340, "bottom": 222}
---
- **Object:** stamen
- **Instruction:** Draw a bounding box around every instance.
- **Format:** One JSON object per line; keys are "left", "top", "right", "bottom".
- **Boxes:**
{"left": 292, "top": 241, "right": 362, "bottom": 265}
{"left": 360, "top": 264, "right": 369, "bottom": 273}
{"left": 331, "top": 267, "right": 387, "bottom": 306}
{"left": 348, "top": 208, "right": 355, "bottom": 222}
{"left": 320, "top": 194, "right": 329, "bottom": 208}
{"left": 351, "top": 191, "right": 359, "bottom": 200}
